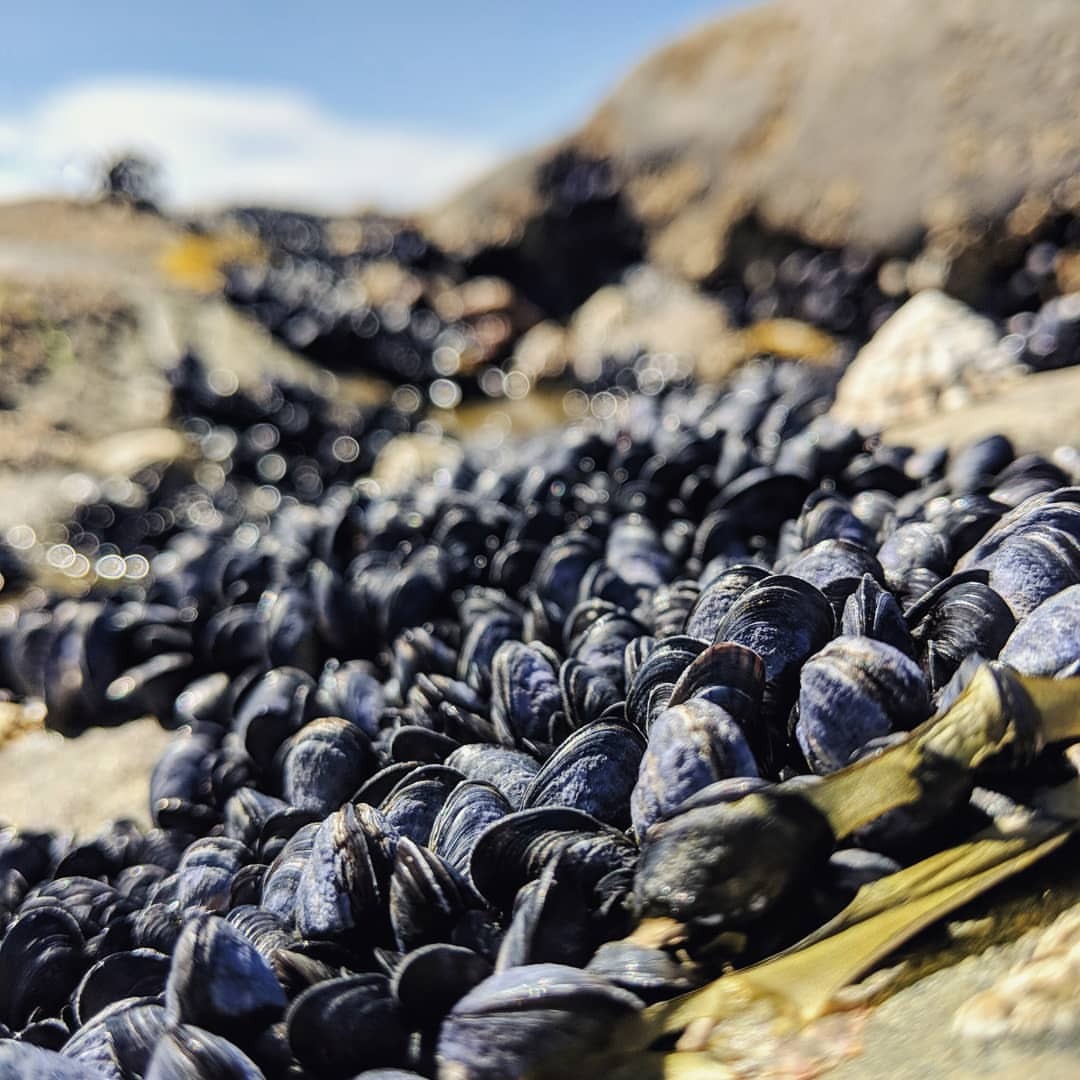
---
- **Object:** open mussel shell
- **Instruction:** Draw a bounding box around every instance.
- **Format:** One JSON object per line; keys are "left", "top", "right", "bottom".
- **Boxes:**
{"left": 286, "top": 974, "right": 409, "bottom": 1078}
{"left": 436, "top": 963, "right": 643, "bottom": 1080}
{"left": 522, "top": 721, "right": 645, "bottom": 828}
{"left": 794, "top": 636, "right": 931, "bottom": 774}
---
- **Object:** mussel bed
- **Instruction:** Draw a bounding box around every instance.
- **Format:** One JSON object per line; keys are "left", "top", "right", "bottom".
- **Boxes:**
{"left": 0, "top": 351, "right": 1077, "bottom": 1079}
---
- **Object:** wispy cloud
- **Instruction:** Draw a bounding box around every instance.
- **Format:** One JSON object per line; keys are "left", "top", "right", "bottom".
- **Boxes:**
{"left": 0, "top": 78, "right": 503, "bottom": 212}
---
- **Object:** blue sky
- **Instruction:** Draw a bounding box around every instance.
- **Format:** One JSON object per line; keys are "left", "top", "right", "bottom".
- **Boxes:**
{"left": 0, "top": 1, "right": 741, "bottom": 211}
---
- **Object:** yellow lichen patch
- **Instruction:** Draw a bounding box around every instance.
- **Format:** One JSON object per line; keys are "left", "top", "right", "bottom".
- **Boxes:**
{"left": 738, "top": 318, "right": 840, "bottom": 364}
{"left": 159, "top": 230, "right": 265, "bottom": 293}
{"left": 0, "top": 700, "right": 46, "bottom": 749}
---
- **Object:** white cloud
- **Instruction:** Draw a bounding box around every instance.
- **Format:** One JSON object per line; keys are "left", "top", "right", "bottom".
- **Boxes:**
{"left": 0, "top": 78, "right": 503, "bottom": 212}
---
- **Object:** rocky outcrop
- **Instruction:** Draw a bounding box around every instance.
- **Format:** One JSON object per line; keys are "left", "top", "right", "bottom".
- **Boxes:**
{"left": 426, "top": 0, "right": 1080, "bottom": 294}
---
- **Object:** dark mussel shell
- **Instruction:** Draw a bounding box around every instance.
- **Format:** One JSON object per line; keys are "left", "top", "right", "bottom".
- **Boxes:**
{"left": 429, "top": 781, "right": 512, "bottom": 880}
{"left": 391, "top": 942, "right": 492, "bottom": 1026}
{"left": 281, "top": 716, "right": 374, "bottom": 815}
{"left": 436, "top": 964, "right": 642, "bottom": 1080}
{"left": 634, "top": 781, "right": 833, "bottom": 928}
{"left": 0, "top": 906, "right": 85, "bottom": 1029}
{"left": 523, "top": 721, "right": 645, "bottom": 828}
{"left": 443, "top": 745, "right": 539, "bottom": 809}
{"left": 907, "top": 575, "right": 1015, "bottom": 693}
{"left": 469, "top": 808, "right": 636, "bottom": 912}
{"left": 0, "top": 1042, "right": 103, "bottom": 1078}
{"left": 1000, "top": 584, "right": 1080, "bottom": 677}
{"left": 630, "top": 699, "right": 759, "bottom": 842}
{"left": 388, "top": 837, "right": 481, "bottom": 952}
{"left": 493, "top": 854, "right": 593, "bottom": 972}
{"left": 667, "top": 641, "right": 765, "bottom": 728}
{"left": 840, "top": 574, "right": 914, "bottom": 656}
{"left": 165, "top": 914, "right": 286, "bottom": 1038}
{"left": 794, "top": 636, "right": 931, "bottom": 773}
{"left": 585, "top": 940, "right": 701, "bottom": 1004}
{"left": 286, "top": 974, "right": 409, "bottom": 1078}
{"left": 144, "top": 1023, "right": 265, "bottom": 1079}
{"left": 72, "top": 948, "right": 169, "bottom": 1026}
{"left": 625, "top": 635, "right": 705, "bottom": 731}
{"left": 294, "top": 806, "right": 384, "bottom": 942}
{"left": 490, "top": 641, "right": 562, "bottom": 748}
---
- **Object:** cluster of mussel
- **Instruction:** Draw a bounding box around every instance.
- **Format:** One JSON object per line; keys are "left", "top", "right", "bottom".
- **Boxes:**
{"left": 0, "top": 359, "right": 1078, "bottom": 1079}
{"left": 218, "top": 186, "right": 1080, "bottom": 402}
{"left": 62, "top": 354, "right": 418, "bottom": 560}
{"left": 220, "top": 207, "right": 539, "bottom": 391}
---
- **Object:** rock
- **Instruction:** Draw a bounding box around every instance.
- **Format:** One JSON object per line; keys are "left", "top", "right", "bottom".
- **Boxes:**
{"left": 0, "top": 202, "right": 386, "bottom": 537}
{"left": 831, "top": 290, "right": 1019, "bottom": 429}
{"left": 829, "top": 898, "right": 1080, "bottom": 1079}
{"left": 561, "top": 266, "right": 735, "bottom": 383}
{"left": 371, "top": 433, "right": 465, "bottom": 494}
{"left": 883, "top": 365, "right": 1080, "bottom": 455}
{"left": 0, "top": 717, "right": 174, "bottom": 832}
{"left": 954, "top": 905, "right": 1080, "bottom": 1041}
{"left": 426, "top": 0, "right": 1080, "bottom": 290}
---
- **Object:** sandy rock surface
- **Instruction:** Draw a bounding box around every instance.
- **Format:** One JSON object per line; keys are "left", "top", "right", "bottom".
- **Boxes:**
{"left": 0, "top": 717, "right": 173, "bottom": 833}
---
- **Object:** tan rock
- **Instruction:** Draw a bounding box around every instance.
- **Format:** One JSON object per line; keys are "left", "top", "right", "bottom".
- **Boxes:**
{"left": 0, "top": 717, "right": 174, "bottom": 833}
{"left": 427, "top": 0, "right": 1080, "bottom": 288}
{"left": 565, "top": 266, "right": 735, "bottom": 383}
{"left": 832, "top": 290, "right": 1013, "bottom": 429}
{"left": 884, "top": 365, "right": 1080, "bottom": 454}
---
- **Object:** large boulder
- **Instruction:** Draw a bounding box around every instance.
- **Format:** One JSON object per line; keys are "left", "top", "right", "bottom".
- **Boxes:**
{"left": 425, "top": 0, "right": 1080, "bottom": 294}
